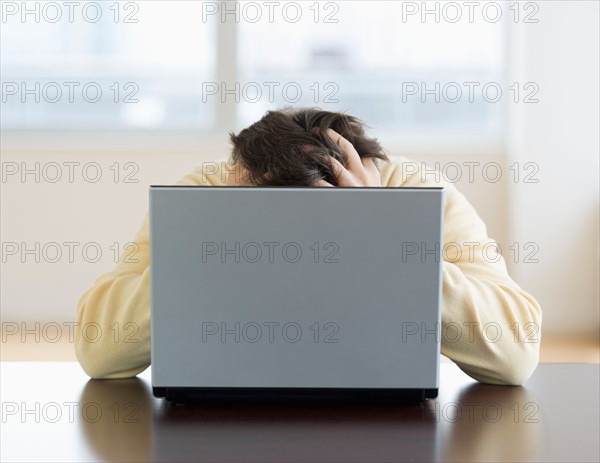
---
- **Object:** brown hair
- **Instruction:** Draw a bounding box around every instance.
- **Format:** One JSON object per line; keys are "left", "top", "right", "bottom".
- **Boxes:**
{"left": 229, "top": 107, "right": 388, "bottom": 186}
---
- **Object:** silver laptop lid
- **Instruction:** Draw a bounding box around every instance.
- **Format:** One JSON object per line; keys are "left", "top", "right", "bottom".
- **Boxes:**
{"left": 150, "top": 187, "right": 444, "bottom": 389}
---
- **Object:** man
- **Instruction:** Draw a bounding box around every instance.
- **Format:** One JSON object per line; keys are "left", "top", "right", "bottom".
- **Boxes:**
{"left": 75, "top": 108, "right": 542, "bottom": 385}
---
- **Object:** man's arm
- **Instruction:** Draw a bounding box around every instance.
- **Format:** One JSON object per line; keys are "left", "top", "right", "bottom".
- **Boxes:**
{"left": 315, "top": 133, "right": 542, "bottom": 384}
{"left": 382, "top": 161, "right": 542, "bottom": 385}
{"left": 75, "top": 167, "right": 218, "bottom": 378}
{"left": 74, "top": 213, "right": 152, "bottom": 379}
{"left": 310, "top": 133, "right": 541, "bottom": 384}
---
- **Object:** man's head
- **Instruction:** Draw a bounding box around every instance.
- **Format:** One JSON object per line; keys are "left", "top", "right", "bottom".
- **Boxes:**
{"left": 229, "top": 108, "right": 388, "bottom": 186}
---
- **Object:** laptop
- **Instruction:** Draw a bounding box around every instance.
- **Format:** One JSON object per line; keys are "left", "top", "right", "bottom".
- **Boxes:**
{"left": 150, "top": 186, "right": 444, "bottom": 403}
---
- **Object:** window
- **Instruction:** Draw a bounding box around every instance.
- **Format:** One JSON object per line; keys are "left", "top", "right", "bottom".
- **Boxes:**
{"left": 1, "top": 1, "right": 215, "bottom": 129}
{"left": 237, "top": 1, "right": 505, "bottom": 139}
{"left": 2, "top": 1, "right": 506, "bottom": 140}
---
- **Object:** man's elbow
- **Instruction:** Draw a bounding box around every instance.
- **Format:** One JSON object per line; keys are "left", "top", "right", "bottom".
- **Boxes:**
{"left": 493, "top": 340, "right": 540, "bottom": 385}
{"left": 75, "top": 336, "right": 147, "bottom": 379}
{"left": 75, "top": 337, "right": 115, "bottom": 379}
{"left": 467, "top": 329, "right": 541, "bottom": 386}
{"left": 486, "top": 289, "right": 543, "bottom": 385}
{"left": 454, "top": 307, "right": 542, "bottom": 385}
{"left": 74, "top": 280, "right": 151, "bottom": 379}
{"left": 457, "top": 343, "right": 539, "bottom": 386}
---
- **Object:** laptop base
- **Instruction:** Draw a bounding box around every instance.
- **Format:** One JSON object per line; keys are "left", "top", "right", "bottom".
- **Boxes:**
{"left": 153, "top": 387, "right": 438, "bottom": 404}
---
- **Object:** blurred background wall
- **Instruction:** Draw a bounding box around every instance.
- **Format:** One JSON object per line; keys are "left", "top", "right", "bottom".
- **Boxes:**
{"left": 1, "top": 1, "right": 598, "bottom": 352}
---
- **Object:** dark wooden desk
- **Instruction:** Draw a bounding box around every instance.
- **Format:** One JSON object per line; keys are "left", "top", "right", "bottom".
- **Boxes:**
{"left": 1, "top": 363, "right": 598, "bottom": 462}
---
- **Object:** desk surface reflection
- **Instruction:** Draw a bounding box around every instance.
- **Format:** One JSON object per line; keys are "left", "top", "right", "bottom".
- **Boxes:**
{"left": 1, "top": 363, "right": 598, "bottom": 462}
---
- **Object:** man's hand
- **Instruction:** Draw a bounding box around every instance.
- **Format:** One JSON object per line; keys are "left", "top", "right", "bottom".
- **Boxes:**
{"left": 315, "top": 129, "right": 382, "bottom": 187}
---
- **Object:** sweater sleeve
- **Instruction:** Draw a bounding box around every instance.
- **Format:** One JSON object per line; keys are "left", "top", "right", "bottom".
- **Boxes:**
{"left": 382, "top": 161, "right": 542, "bottom": 385}
{"left": 74, "top": 166, "right": 218, "bottom": 378}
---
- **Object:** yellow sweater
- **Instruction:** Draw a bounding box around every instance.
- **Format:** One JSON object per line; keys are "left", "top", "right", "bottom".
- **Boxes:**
{"left": 75, "top": 159, "right": 542, "bottom": 385}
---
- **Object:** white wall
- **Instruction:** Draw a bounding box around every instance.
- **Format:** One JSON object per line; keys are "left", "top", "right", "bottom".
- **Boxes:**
{"left": 507, "top": 1, "right": 599, "bottom": 336}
